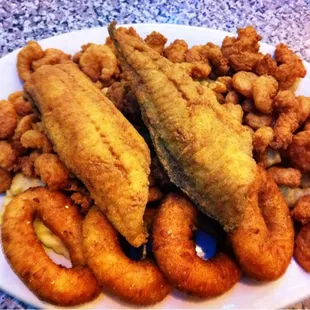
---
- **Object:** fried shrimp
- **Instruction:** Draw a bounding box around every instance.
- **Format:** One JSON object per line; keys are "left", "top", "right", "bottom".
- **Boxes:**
{"left": 83, "top": 206, "right": 171, "bottom": 305}
{"left": 0, "top": 100, "right": 17, "bottom": 139}
{"left": 230, "top": 168, "right": 294, "bottom": 281}
{"left": 294, "top": 224, "right": 310, "bottom": 272}
{"left": 1, "top": 187, "right": 99, "bottom": 306}
{"left": 152, "top": 193, "right": 241, "bottom": 298}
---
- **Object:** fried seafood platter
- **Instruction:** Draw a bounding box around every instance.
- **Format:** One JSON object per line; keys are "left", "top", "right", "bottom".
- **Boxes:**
{"left": 1, "top": 24, "right": 310, "bottom": 309}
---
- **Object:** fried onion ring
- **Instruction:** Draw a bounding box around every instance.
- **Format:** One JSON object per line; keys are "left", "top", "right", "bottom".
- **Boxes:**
{"left": 1, "top": 187, "right": 99, "bottom": 306}
{"left": 152, "top": 193, "right": 241, "bottom": 298}
{"left": 230, "top": 167, "right": 294, "bottom": 281}
{"left": 83, "top": 206, "right": 171, "bottom": 305}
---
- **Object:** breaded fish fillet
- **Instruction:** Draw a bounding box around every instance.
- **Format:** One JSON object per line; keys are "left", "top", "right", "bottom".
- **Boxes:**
{"left": 24, "top": 63, "right": 150, "bottom": 247}
{"left": 109, "top": 23, "right": 257, "bottom": 231}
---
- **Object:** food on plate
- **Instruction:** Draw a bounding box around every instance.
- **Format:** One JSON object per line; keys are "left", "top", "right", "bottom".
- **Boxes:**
{"left": 294, "top": 224, "right": 310, "bottom": 272}
{"left": 152, "top": 193, "right": 241, "bottom": 297}
{"left": 109, "top": 22, "right": 257, "bottom": 231}
{"left": 24, "top": 63, "right": 151, "bottom": 247}
{"left": 1, "top": 22, "right": 310, "bottom": 307}
{"left": 83, "top": 206, "right": 171, "bottom": 305}
{"left": 291, "top": 196, "right": 310, "bottom": 224}
{"left": 230, "top": 168, "right": 294, "bottom": 281}
{"left": 1, "top": 187, "right": 100, "bottom": 306}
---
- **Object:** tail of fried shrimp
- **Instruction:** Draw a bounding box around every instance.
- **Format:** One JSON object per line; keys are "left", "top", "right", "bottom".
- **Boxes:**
{"left": 230, "top": 167, "right": 294, "bottom": 281}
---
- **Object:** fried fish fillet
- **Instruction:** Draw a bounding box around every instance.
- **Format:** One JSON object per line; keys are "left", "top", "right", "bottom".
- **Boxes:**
{"left": 24, "top": 63, "right": 150, "bottom": 247}
{"left": 109, "top": 23, "right": 257, "bottom": 231}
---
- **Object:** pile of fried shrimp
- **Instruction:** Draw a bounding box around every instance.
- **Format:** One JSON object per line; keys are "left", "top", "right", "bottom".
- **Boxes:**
{"left": 1, "top": 25, "right": 310, "bottom": 307}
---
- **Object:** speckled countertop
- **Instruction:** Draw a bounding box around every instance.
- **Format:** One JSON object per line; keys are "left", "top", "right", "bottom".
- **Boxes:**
{"left": 0, "top": 0, "right": 310, "bottom": 309}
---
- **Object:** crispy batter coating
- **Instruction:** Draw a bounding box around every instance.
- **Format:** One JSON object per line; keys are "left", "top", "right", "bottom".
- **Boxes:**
{"left": 221, "top": 26, "right": 262, "bottom": 71}
{"left": 83, "top": 206, "right": 171, "bottom": 305}
{"left": 254, "top": 54, "right": 277, "bottom": 76}
{"left": 1, "top": 187, "right": 100, "bottom": 306}
{"left": 34, "top": 153, "right": 70, "bottom": 190}
{"left": 79, "top": 44, "right": 118, "bottom": 84}
{"left": 0, "top": 141, "right": 16, "bottom": 171}
{"left": 13, "top": 114, "right": 38, "bottom": 141}
{"left": 225, "top": 90, "right": 241, "bottom": 105}
{"left": 267, "top": 167, "right": 301, "bottom": 188}
{"left": 70, "top": 192, "right": 93, "bottom": 214}
{"left": 109, "top": 23, "right": 257, "bottom": 231}
{"left": 17, "top": 41, "right": 45, "bottom": 81}
{"left": 216, "top": 76, "right": 233, "bottom": 91}
{"left": 274, "top": 43, "right": 306, "bottom": 90}
{"left": 20, "top": 129, "right": 53, "bottom": 153}
{"left": 0, "top": 100, "right": 18, "bottom": 139}
{"left": 0, "top": 168, "right": 12, "bottom": 193}
{"left": 164, "top": 39, "right": 188, "bottom": 63}
{"left": 207, "top": 80, "right": 227, "bottom": 94}
{"left": 13, "top": 96, "right": 33, "bottom": 116}
{"left": 294, "top": 224, "right": 310, "bottom": 272}
{"left": 245, "top": 112, "right": 273, "bottom": 130}
{"left": 152, "top": 193, "right": 241, "bottom": 297}
{"left": 253, "top": 75, "right": 278, "bottom": 114}
{"left": 24, "top": 63, "right": 150, "bottom": 247}
{"left": 241, "top": 99, "right": 255, "bottom": 113}
{"left": 288, "top": 130, "right": 310, "bottom": 172}
{"left": 144, "top": 31, "right": 167, "bottom": 54}
{"left": 15, "top": 151, "right": 40, "bottom": 178}
{"left": 291, "top": 196, "right": 310, "bottom": 224}
{"left": 32, "top": 48, "right": 71, "bottom": 70}
{"left": 271, "top": 90, "right": 299, "bottom": 149}
{"left": 222, "top": 103, "right": 243, "bottom": 122}
{"left": 232, "top": 71, "right": 258, "bottom": 98}
{"left": 253, "top": 126, "right": 274, "bottom": 153}
{"left": 297, "top": 96, "right": 310, "bottom": 125}
{"left": 230, "top": 168, "right": 294, "bottom": 281}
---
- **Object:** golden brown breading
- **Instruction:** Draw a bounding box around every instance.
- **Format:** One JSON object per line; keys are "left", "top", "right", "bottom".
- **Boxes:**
{"left": 222, "top": 103, "right": 243, "bottom": 122}
{"left": 291, "top": 196, "right": 310, "bottom": 224}
{"left": 294, "top": 224, "right": 310, "bottom": 272}
{"left": 271, "top": 90, "right": 299, "bottom": 149}
{"left": 216, "top": 76, "right": 233, "bottom": 91}
{"left": 0, "top": 141, "right": 16, "bottom": 171}
{"left": 221, "top": 26, "right": 262, "bottom": 71}
{"left": 297, "top": 96, "right": 310, "bottom": 125}
{"left": 245, "top": 112, "right": 273, "bottom": 130}
{"left": 24, "top": 63, "right": 151, "bottom": 247}
{"left": 267, "top": 166, "right": 301, "bottom": 187}
{"left": 13, "top": 114, "right": 38, "bottom": 141}
{"left": 144, "top": 31, "right": 167, "bottom": 54}
{"left": 253, "top": 75, "right": 278, "bottom": 114}
{"left": 17, "top": 41, "right": 45, "bottom": 81}
{"left": 1, "top": 187, "right": 100, "bottom": 306}
{"left": 225, "top": 90, "right": 241, "bottom": 105}
{"left": 70, "top": 191, "right": 93, "bottom": 214}
{"left": 232, "top": 71, "right": 258, "bottom": 98}
{"left": 253, "top": 126, "right": 274, "bottom": 153}
{"left": 0, "top": 100, "right": 17, "bottom": 139}
{"left": 20, "top": 129, "right": 53, "bottom": 153}
{"left": 34, "top": 153, "right": 70, "bottom": 190}
{"left": 32, "top": 48, "right": 71, "bottom": 70}
{"left": 14, "top": 151, "right": 40, "bottom": 177}
{"left": 288, "top": 130, "right": 310, "bottom": 172}
{"left": 0, "top": 168, "right": 12, "bottom": 193}
{"left": 163, "top": 39, "right": 188, "bottom": 63}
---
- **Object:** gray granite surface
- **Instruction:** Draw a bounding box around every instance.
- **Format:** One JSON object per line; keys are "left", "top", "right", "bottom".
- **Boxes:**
{"left": 0, "top": 0, "right": 310, "bottom": 308}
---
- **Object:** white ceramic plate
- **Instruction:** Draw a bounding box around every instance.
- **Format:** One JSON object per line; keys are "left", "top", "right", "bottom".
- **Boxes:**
{"left": 1, "top": 24, "right": 310, "bottom": 309}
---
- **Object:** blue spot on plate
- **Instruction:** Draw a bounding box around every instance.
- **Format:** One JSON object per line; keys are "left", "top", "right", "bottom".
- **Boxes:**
{"left": 194, "top": 230, "right": 217, "bottom": 260}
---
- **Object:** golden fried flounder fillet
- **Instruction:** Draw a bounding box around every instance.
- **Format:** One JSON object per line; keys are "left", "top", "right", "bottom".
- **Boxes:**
{"left": 109, "top": 23, "right": 256, "bottom": 231}
{"left": 24, "top": 63, "right": 150, "bottom": 247}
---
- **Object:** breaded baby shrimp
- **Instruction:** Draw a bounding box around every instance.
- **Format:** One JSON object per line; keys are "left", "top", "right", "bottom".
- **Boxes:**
{"left": 232, "top": 71, "right": 258, "bottom": 98}
{"left": 1, "top": 187, "right": 99, "bottom": 306}
{"left": 8, "top": 91, "right": 33, "bottom": 116}
{"left": 253, "top": 126, "right": 274, "bottom": 153}
{"left": 79, "top": 44, "right": 118, "bottom": 84}
{"left": 297, "top": 96, "right": 310, "bottom": 125}
{"left": 291, "top": 196, "right": 310, "bottom": 224}
{"left": 152, "top": 193, "right": 241, "bottom": 298}
{"left": 13, "top": 114, "right": 39, "bottom": 141}
{"left": 21, "top": 129, "right": 53, "bottom": 153}
{"left": 144, "top": 31, "right": 167, "bottom": 54}
{"left": 294, "top": 224, "right": 310, "bottom": 272}
{"left": 15, "top": 151, "right": 40, "bottom": 178}
{"left": 17, "top": 41, "right": 45, "bottom": 81}
{"left": 34, "top": 153, "right": 70, "bottom": 190}
{"left": 288, "top": 130, "right": 310, "bottom": 172}
{"left": 245, "top": 112, "right": 273, "bottom": 130}
{"left": 32, "top": 48, "right": 71, "bottom": 70}
{"left": 230, "top": 168, "right": 294, "bottom": 281}
{"left": 83, "top": 206, "right": 171, "bottom": 305}
{"left": 0, "top": 141, "right": 16, "bottom": 171}
{"left": 225, "top": 90, "right": 241, "bottom": 105}
{"left": 267, "top": 167, "right": 301, "bottom": 188}
{"left": 253, "top": 75, "right": 278, "bottom": 114}
{"left": 0, "top": 168, "right": 12, "bottom": 193}
{"left": 0, "top": 100, "right": 17, "bottom": 139}
{"left": 164, "top": 39, "right": 188, "bottom": 63}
